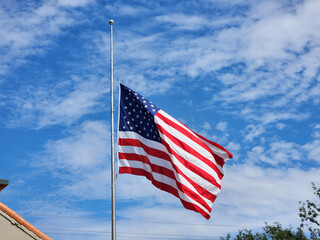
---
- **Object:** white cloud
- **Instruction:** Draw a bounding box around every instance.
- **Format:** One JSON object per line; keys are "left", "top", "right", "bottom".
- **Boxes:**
{"left": 43, "top": 121, "right": 108, "bottom": 169}
{"left": 216, "top": 121, "right": 227, "bottom": 131}
{"left": 240, "top": 110, "right": 309, "bottom": 125}
{"left": 194, "top": 0, "right": 320, "bottom": 120}
{"left": 250, "top": 141, "right": 303, "bottom": 166}
{"left": 262, "top": 112, "right": 308, "bottom": 124}
{"left": 276, "top": 123, "right": 286, "bottom": 130}
{"left": 246, "top": 137, "right": 320, "bottom": 167}
{"left": 31, "top": 120, "right": 110, "bottom": 200}
{"left": 217, "top": 164, "right": 320, "bottom": 227}
{"left": 57, "top": 0, "right": 94, "bottom": 7}
{"left": 244, "top": 124, "right": 265, "bottom": 142}
{"left": 155, "top": 14, "right": 216, "bottom": 31}
{"left": 104, "top": 2, "right": 148, "bottom": 17}
{"left": 17, "top": 199, "right": 110, "bottom": 240}
{"left": 7, "top": 76, "right": 107, "bottom": 128}
{"left": 0, "top": 1, "right": 86, "bottom": 74}
{"left": 226, "top": 142, "right": 241, "bottom": 158}
{"left": 312, "top": 124, "right": 320, "bottom": 138}
{"left": 303, "top": 140, "right": 320, "bottom": 163}
{"left": 202, "top": 122, "right": 212, "bottom": 130}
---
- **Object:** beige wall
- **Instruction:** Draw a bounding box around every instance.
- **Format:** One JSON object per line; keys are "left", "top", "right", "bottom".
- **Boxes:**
{"left": 0, "top": 210, "right": 42, "bottom": 240}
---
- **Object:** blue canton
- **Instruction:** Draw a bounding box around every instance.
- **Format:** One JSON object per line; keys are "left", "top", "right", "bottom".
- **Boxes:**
{"left": 119, "top": 84, "right": 161, "bottom": 142}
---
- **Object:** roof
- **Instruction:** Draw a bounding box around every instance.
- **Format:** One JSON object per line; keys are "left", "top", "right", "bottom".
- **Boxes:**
{"left": 0, "top": 179, "right": 9, "bottom": 192}
{"left": 0, "top": 202, "right": 52, "bottom": 240}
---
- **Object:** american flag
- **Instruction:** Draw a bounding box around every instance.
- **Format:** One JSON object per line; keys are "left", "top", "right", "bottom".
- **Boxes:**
{"left": 118, "top": 84, "right": 232, "bottom": 219}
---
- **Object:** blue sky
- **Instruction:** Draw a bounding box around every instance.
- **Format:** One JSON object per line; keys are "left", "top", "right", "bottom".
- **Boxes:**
{"left": 1, "top": 0, "right": 320, "bottom": 239}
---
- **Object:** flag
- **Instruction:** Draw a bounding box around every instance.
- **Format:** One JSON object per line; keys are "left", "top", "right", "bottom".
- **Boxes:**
{"left": 118, "top": 84, "right": 232, "bottom": 219}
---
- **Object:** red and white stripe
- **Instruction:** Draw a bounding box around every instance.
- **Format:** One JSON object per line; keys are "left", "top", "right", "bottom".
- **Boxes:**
{"left": 118, "top": 109, "right": 232, "bottom": 219}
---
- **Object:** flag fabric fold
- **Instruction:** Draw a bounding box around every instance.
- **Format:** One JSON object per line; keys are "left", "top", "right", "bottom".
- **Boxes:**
{"left": 118, "top": 83, "right": 232, "bottom": 219}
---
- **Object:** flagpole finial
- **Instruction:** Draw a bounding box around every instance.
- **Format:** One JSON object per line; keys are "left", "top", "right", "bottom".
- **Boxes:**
{"left": 109, "top": 19, "right": 114, "bottom": 25}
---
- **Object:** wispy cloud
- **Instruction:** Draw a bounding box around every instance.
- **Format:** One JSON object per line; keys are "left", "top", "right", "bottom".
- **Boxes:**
{"left": 247, "top": 137, "right": 320, "bottom": 167}
{"left": 244, "top": 124, "right": 266, "bottom": 142}
{"left": 101, "top": 0, "right": 320, "bottom": 126}
{"left": 0, "top": 0, "right": 92, "bottom": 74}
{"left": 154, "top": 13, "right": 242, "bottom": 31}
{"left": 303, "top": 139, "right": 320, "bottom": 163}
{"left": 18, "top": 199, "right": 110, "bottom": 240}
{"left": 4, "top": 75, "right": 107, "bottom": 128}
{"left": 219, "top": 164, "right": 320, "bottom": 227}
{"left": 57, "top": 0, "right": 95, "bottom": 7}
{"left": 105, "top": 1, "right": 148, "bottom": 17}
{"left": 31, "top": 120, "right": 110, "bottom": 199}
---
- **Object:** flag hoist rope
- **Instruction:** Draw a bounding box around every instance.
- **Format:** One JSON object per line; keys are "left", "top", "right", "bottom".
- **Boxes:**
{"left": 109, "top": 19, "right": 116, "bottom": 240}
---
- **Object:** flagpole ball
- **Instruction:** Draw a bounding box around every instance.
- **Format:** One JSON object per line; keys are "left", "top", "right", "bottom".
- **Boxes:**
{"left": 109, "top": 19, "right": 114, "bottom": 25}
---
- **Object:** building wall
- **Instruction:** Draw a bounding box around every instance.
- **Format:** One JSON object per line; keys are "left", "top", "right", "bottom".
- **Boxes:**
{"left": 0, "top": 210, "right": 42, "bottom": 240}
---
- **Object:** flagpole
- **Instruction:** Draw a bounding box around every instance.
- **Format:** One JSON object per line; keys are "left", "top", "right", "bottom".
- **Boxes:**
{"left": 109, "top": 19, "right": 116, "bottom": 240}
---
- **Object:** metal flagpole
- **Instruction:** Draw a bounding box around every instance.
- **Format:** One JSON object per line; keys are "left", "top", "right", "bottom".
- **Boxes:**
{"left": 109, "top": 19, "right": 116, "bottom": 240}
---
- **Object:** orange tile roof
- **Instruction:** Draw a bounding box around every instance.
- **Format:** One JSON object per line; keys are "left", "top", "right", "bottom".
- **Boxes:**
{"left": 0, "top": 202, "right": 52, "bottom": 240}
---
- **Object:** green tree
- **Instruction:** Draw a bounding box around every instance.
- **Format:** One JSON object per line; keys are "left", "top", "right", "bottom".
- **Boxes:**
{"left": 220, "top": 222, "right": 308, "bottom": 240}
{"left": 299, "top": 182, "right": 320, "bottom": 239}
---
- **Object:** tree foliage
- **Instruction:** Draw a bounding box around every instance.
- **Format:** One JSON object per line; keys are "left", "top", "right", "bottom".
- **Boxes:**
{"left": 220, "top": 222, "right": 308, "bottom": 240}
{"left": 299, "top": 182, "right": 320, "bottom": 239}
